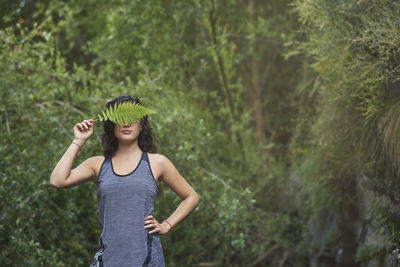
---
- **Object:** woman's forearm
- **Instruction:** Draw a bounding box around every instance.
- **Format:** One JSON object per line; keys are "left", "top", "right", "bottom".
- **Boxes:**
{"left": 162, "top": 195, "right": 199, "bottom": 230}
{"left": 49, "top": 138, "right": 85, "bottom": 187}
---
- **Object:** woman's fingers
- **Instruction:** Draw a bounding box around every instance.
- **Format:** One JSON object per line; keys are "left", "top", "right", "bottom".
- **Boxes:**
{"left": 144, "top": 223, "right": 154, "bottom": 229}
{"left": 149, "top": 228, "right": 158, "bottom": 234}
{"left": 84, "top": 119, "right": 92, "bottom": 127}
{"left": 144, "top": 215, "right": 159, "bottom": 232}
{"left": 74, "top": 119, "right": 93, "bottom": 130}
{"left": 75, "top": 123, "right": 83, "bottom": 131}
{"left": 144, "top": 222, "right": 158, "bottom": 232}
{"left": 82, "top": 121, "right": 89, "bottom": 129}
{"left": 144, "top": 218, "right": 155, "bottom": 225}
{"left": 79, "top": 120, "right": 92, "bottom": 130}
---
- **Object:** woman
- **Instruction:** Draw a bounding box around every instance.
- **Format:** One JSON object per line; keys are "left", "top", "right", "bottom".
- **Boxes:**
{"left": 49, "top": 94, "right": 200, "bottom": 267}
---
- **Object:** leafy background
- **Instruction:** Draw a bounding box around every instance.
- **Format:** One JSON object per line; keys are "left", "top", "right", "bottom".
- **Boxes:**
{"left": 1, "top": 0, "right": 400, "bottom": 266}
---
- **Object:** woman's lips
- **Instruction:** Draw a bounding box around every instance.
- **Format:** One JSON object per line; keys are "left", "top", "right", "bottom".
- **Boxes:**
{"left": 122, "top": 130, "right": 132, "bottom": 134}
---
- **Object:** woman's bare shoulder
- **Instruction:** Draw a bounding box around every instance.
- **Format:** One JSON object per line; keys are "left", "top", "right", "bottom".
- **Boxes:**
{"left": 87, "top": 155, "right": 106, "bottom": 165}
{"left": 146, "top": 152, "right": 166, "bottom": 162}
{"left": 87, "top": 155, "right": 106, "bottom": 185}
{"left": 146, "top": 152, "right": 168, "bottom": 185}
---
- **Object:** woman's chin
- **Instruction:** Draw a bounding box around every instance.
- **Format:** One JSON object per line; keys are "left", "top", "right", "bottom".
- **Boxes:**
{"left": 118, "top": 136, "right": 138, "bottom": 142}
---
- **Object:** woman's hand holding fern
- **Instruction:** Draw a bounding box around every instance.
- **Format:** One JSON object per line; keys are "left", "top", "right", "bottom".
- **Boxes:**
{"left": 73, "top": 119, "right": 94, "bottom": 146}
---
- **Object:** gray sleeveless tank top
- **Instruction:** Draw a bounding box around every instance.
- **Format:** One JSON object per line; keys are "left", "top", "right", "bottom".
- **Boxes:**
{"left": 90, "top": 151, "right": 165, "bottom": 267}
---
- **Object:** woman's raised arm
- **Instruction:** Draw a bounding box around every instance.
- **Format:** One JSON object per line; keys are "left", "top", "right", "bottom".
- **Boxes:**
{"left": 49, "top": 119, "right": 94, "bottom": 188}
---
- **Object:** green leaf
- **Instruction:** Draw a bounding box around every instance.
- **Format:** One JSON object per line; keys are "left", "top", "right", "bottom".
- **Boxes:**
{"left": 96, "top": 101, "right": 157, "bottom": 125}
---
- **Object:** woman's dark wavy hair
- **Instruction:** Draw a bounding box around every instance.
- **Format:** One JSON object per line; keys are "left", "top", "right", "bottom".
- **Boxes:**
{"left": 100, "top": 94, "right": 157, "bottom": 158}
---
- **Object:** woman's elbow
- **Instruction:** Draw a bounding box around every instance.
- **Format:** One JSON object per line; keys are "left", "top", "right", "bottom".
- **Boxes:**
{"left": 193, "top": 193, "right": 200, "bottom": 206}
{"left": 49, "top": 177, "right": 63, "bottom": 189}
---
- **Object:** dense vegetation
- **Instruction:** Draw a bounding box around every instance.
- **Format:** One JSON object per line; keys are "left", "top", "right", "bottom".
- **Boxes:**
{"left": 1, "top": 0, "right": 399, "bottom": 266}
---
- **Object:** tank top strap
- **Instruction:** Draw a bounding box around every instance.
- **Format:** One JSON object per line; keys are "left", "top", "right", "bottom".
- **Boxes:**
{"left": 97, "top": 156, "right": 111, "bottom": 184}
{"left": 142, "top": 151, "right": 152, "bottom": 171}
{"left": 142, "top": 151, "right": 149, "bottom": 163}
{"left": 142, "top": 151, "right": 159, "bottom": 191}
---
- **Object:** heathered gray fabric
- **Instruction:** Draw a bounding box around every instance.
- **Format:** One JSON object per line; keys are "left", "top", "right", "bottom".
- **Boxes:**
{"left": 90, "top": 151, "right": 165, "bottom": 267}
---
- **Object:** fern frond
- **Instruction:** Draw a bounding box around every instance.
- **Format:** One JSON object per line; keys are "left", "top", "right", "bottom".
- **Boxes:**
{"left": 96, "top": 101, "right": 157, "bottom": 125}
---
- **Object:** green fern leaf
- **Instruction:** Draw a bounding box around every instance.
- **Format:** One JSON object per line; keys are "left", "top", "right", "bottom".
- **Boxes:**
{"left": 95, "top": 101, "right": 157, "bottom": 125}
